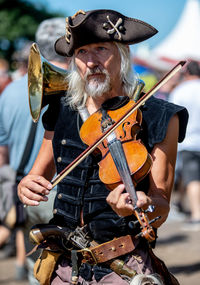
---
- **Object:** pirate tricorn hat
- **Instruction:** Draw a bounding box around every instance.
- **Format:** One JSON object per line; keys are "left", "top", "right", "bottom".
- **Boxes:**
{"left": 55, "top": 9, "right": 158, "bottom": 57}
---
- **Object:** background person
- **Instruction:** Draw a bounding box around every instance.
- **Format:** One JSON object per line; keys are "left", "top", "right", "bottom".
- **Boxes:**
{"left": 0, "top": 17, "right": 70, "bottom": 283}
{"left": 170, "top": 60, "right": 200, "bottom": 230}
{"left": 11, "top": 41, "right": 33, "bottom": 81}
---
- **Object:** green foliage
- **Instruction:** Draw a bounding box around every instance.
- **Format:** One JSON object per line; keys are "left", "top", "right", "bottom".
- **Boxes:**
{"left": 0, "top": 0, "right": 65, "bottom": 66}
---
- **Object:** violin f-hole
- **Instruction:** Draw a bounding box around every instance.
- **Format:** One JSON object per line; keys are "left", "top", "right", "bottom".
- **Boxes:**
{"left": 119, "top": 121, "right": 130, "bottom": 139}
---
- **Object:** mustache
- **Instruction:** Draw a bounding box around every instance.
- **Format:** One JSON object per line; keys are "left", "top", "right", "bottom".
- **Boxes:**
{"left": 84, "top": 66, "right": 107, "bottom": 80}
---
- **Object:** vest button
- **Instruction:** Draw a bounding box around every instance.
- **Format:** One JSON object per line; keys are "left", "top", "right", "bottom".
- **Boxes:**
{"left": 53, "top": 209, "right": 57, "bottom": 214}
{"left": 57, "top": 157, "right": 62, "bottom": 162}
{"left": 61, "top": 139, "right": 67, "bottom": 145}
{"left": 58, "top": 193, "right": 62, "bottom": 199}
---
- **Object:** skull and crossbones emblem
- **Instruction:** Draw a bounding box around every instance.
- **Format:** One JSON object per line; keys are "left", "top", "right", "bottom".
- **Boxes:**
{"left": 103, "top": 16, "right": 124, "bottom": 40}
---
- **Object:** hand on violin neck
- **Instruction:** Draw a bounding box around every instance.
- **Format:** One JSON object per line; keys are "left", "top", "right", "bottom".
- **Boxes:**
{"left": 106, "top": 184, "right": 152, "bottom": 217}
{"left": 135, "top": 191, "right": 152, "bottom": 210}
{"left": 106, "top": 184, "right": 134, "bottom": 216}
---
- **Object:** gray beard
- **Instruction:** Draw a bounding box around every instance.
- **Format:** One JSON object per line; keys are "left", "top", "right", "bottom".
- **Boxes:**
{"left": 84, "top": 67, "right": 111, "bottom": 98}
{"left": 85, "top": 76, "right": 111, "bottom": 98}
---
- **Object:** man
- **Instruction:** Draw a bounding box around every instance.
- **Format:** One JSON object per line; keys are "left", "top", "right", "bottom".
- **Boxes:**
{"left": 0, "top": 18, "right": 70, "bottom": 283}
{"left": 170, "top": 61, "right": 200, "bottom": 230}
{"left": 18, "top": 9, "right": 188, "bottom": 285}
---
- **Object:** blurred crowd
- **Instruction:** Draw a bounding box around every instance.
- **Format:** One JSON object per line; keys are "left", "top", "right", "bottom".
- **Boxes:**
{"left": 154, "top": 60, "right": 200, "bottom": 231}
{"left": 0, "top": 42, "right": 31, "bottom": 95}
{"left": 0, "top": 17, "right": 200, "bottom": 285}
{"left": 0, "top": 17, "right": 69, "bottom": 284}
{"left": 0, "top": 58, "right": 12, "bottom": 95}
{"left": 168, "top": 61, "right": 200, "bottom": 229}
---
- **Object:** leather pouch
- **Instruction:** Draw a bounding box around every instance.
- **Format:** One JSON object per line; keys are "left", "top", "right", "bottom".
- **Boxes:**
{"left": 149, "top": 248, "right": 180, "bottom": 285}
{"left": 34, "top": 250, "right": 61, "bottom": 285}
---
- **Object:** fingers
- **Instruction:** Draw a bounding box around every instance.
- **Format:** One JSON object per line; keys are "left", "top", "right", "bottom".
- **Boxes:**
{"left": 18, "top": 174, "right": 53, "bottom": 206}
{"left": 106, "top": 184, "right": 125, "bottom": 204}
{"left": 136, "top": 191, "right": 152, "bottom": 209}
{"left": 106, "top": 186, "right": 153, "bottom": 217}
{"left": 106, "top": 184, "right": 134, "bottom": 217}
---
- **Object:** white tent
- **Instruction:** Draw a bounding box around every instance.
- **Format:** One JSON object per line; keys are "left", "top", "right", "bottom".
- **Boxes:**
{"left": 152, "top": 0, "right": 200, "bottom": 63}
{"left": 134, "top": 0, "right": 200, "bottom": 71}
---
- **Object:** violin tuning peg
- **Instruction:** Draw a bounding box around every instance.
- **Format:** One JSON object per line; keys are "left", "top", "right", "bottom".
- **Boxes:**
{"left": 128, "top": 220, "right": 139, "bottom": 229}
{"left": 145, "top": 205, "right": 155, "bottom": 213}
{"left": 149, "top": 216, "right": 161, "bottom": 225}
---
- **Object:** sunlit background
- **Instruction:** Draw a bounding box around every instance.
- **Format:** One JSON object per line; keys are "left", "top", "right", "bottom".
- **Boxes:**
{"left": 1, "top": 0, "right": 198, "bottom": 91}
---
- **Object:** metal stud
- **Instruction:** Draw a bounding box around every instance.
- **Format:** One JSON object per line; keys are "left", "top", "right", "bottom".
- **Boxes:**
{"left": 61, "top": 139, "right": 67, "bottom": 145}
{"left": 103, "top": 22, "right": 109, "bottom": 29}
{"left": 58, "top": 193, "right": 62, "bottom": 199}
{"left": 57, "top": 157, "right": 62, "bottom": 162}
{"left": 119, "top": 25, "right": 125, "bottom": 32}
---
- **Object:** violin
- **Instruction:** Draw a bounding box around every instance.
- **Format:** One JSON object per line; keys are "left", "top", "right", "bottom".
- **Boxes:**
{"left": 80, "top": 96, "right": 152, "bottom": 190}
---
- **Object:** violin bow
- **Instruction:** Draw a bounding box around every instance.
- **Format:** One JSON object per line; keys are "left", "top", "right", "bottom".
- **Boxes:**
{"left": 51, "top": 60, "right": 186, "bottom": 187}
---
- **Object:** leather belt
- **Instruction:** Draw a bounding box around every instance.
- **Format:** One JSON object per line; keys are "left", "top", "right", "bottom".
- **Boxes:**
{"left": 29, "top": 224, "right": 139, "bottom": 265}
{"left": 79, "top": 235, "right": 138, "bottom": 264}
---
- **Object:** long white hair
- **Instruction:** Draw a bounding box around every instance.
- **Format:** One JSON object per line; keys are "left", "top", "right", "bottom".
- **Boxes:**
{"left": 65, "top": 42, "right": 137, "bottom": 109}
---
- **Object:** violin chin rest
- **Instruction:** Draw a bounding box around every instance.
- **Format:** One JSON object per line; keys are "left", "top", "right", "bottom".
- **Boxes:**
{"left": 101, "top": 96, "right": 130, "bottom": 110}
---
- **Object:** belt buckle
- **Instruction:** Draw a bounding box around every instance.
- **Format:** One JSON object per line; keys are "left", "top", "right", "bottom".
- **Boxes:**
{"left": 80, "top": 248, "right": 98, "bottom": 265}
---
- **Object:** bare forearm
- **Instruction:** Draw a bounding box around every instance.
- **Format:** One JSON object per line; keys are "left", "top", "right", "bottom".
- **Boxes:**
{"left": 147, "top": 115, "right": 178, "bottom": 227}
{"left": 29, "top": 130, "right": 56, "bottom": 181}
{"left": 148, "top": 193, "right": 170, "bottom": 227}
{"left": 29, "top": 155, "right": 56, "bottom": 181}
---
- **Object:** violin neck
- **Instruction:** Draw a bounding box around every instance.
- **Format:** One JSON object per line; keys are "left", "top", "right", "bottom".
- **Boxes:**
{"left": 107, "top": 134, "right": 138, "bottom": 206}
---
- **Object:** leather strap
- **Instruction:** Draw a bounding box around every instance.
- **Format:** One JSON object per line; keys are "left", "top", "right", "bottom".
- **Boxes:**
{"left": 81, "top": 235, "right": 138, "bottom": 264}
{"left": 148, "top": 248, "right": 180, "bottom": 285}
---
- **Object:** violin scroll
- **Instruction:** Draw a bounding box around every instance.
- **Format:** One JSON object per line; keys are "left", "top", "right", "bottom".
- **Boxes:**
{"left": 134, "top": 207, "right": 161, "bottom": 242}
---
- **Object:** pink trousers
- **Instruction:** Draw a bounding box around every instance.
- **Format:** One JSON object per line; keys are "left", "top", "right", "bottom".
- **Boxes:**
{"left": 51, "top": 248, "right": 153, "bottom": 285}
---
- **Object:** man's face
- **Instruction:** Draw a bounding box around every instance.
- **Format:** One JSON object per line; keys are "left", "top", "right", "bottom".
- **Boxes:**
{"left": 74, "top": 42, "right": 121, "bottom": 98}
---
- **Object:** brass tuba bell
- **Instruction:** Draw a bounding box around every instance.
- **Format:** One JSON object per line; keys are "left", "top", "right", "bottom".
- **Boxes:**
{"left": 28, "top": 43, "right": 69, "bottom": 122}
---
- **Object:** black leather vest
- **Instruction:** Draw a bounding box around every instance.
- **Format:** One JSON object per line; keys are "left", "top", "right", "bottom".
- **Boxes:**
{"left": 51, "top": 101, "right": 134, "bottom": 242}
{"left": 45, "top": 96, "right": 188, "bottom": 243}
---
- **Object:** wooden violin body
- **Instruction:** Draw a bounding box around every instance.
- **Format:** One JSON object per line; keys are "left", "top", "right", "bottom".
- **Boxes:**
{"left": 80, "top": 98, "right": 152, "bottom": 190}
